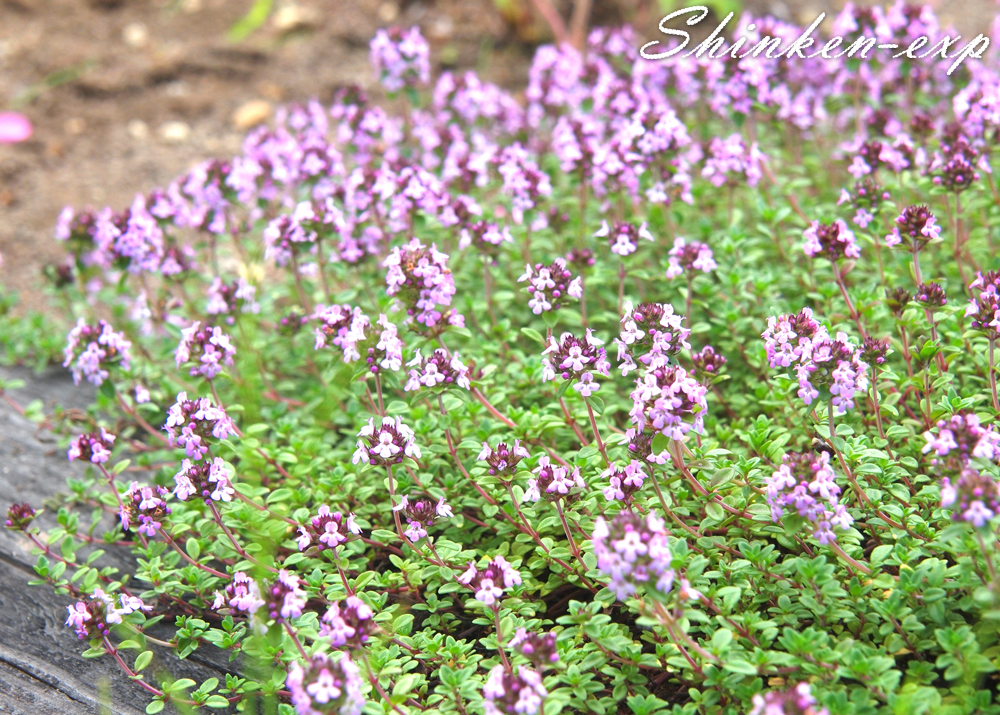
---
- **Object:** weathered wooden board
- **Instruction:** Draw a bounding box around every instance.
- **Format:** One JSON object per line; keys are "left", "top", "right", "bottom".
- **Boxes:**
{"left": 0, "top": 366, "right": 237, "bottom": 715}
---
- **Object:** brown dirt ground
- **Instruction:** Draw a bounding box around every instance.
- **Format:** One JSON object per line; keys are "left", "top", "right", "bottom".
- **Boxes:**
{"left": 1, "top": 0, "right": 996, "bottom": 316}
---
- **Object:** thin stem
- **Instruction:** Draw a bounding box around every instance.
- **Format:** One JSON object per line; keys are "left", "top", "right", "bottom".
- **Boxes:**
{"left": 585, "top": 400, "right": 610, "bottom": 466}
{"left": 685, "top": 273, "right": 693, "bottom": 328}
{"left": 161, "top": 530, "right": 229, "bottom": 579}
{"left": 283, "top": 622, "right": 309, "bottom": 659}
{"left": 832, "top": 262, "right": 867, "bottom": 339}
{"left": 617, "top": 261, "right": 625, "bottom": 316}
{"left": 471, "top": 387, "right": 517, "bottom": 429}
{"left": 558, "top": 396, "right": 589, "bottom": 445}
{"left": 374, "top": 374, "right": 386, "bottom": 417}
{"left": 555, "top": 500, "right": 589, "bottom": 578}
{"left": 670, "top": 441, "right": 708, "bottom": 497}
{"left": 828, "top": 541, "right": 872, "bottom": 575}
{"left": 493, "top": 606, "right": 512, "bottom": 673}
{"left": 976, "top": 532, "right": 997, "bottom": 581}
{"left": 209, "top": 501, "right": 277, "bottom": 572}
{"left": 387, "top": 465, "right": 406, "bottom": 542}
{"left": 991, "top": 338, "right": 1000, "bottom": 414}
{"left": 871, "top": 365, "right": 886, "bottom": 440}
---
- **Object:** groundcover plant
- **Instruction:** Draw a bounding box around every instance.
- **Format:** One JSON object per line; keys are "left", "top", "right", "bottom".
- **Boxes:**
{"left": 6, "top": 3, "right": 1000, "bottom": 714}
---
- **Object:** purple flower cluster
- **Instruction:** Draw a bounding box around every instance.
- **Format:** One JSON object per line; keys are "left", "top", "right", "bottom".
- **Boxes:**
{"left": 321, "top": 596, "right": 375, "bottom": 649}
{"left": 213, "top": 571, "right": 264, "bottom": 614}
{"left": 495, "top": 144, "right": 552, "bottom": 224}
{"left": 965, "top": 271, "right": 1000, "bottom": 336}
{"left": 457, "top": 554, "right": 522, "bottom": 605}
{"left": 923, "top": 412, "right": 1000, "bottom": 474}
{"left": 384, "top": 238, "right": 462, "bottom": 329}
{"left": 458, "top": 221, "right": 513, "bottom": 259}
{"left": 765, "top": 452, "right": 853, "bottom": 545}
{"left": 164, "top": 392, "right": 238, "bottom": 460}
{"left": 592, "top": 511, "right": 680, "bottom": 600}
{"left": 524, "top": 456, "right": 585, "bottom": 503}
{"left": 750, "top": 683, "right": 828, "bottom": 715}
{"left": 63, "top": 319, "right": 132, "bottom": 386}
{"left": 175, "top": 322, "right": 236, "bottom": 380}
{"left": 802, "top": 219, "right": 861, "bottom": 262}
{"left": 665, "top": 237, "right": 716, "bottom": 279}
{"left": 518, "top": 258, "right": 583, "bottom": 314}
{"left": 206, "top": 277, "right": 259, "bottom": 321}
{"left": 313, "top": 304, "right": 369, "bottom": 360}
{"left": 595, "top": 220, "right": 654, "bottom": 257}
{"left": 404, "top": 349, "right": 471, "bottom": 391}
{"left": 296, "top": 506, "right": 362, "bottom": 552}
{"left": 885, "top": 204, "right": 941, "bottom": 249}
{"left": 701, "top": 134, "right": 764, "bottom": 188}
{"left": 615, "top": 301, "right": 690, "bottom": 376}
{"left": 65, "top": 589, "right": 149, "bottom": 640}
{"left": 914, "top": 282, "right": 947, "bottom": 309}
{"left": 483, "top": 665, "right": 547, "bottom": 715}
{"left": 940, "top": 468, "right": 1000, "bottom": 528}
{"left": 392, "top": 495, "right": 453, "bottom": 541}
{"left": 628, "top": 364, "right": 708, "bottom": 441}
{"left": 509, "top": 629, "right": 559, "bottom": 669}
{"left": 352, "top": 416, "right": 421, "bottom": 466}
{"left": 763, "top": 308, "right": 821, "bottom": 368}
{"left": 601, "top": 460, "right": 647, "bottom": 506}
{"left": 68, "top": 428, "right": 116, "bottom": 464}
{"left": 541, "top": 330, "right": 610, "bottom": 397}
{"left": 763, "top": 310, "right": 869, "bottom": 414}
{"left": 837, "top": 179, "right": 891, "bottom": 228}
{"left": 691, "top": 345, "right": 727, "bottom": 379}
{"left": 366, "top": 315, "right": 405, "bottom": 374}
{"left": 119, "top": 481, "right": 171, "bottom": 537}
{"left": 287, "top": 652, "right": 365, "bottom": 715}
{"left": 478, "top": 440, "right": 530, "bottom": 480}
{"left": 173, "top": 457, "right": 235, "bottom": 503}
{"left": 255, "top": 570, "right": 309, "bottom": 623}
{"left": 858, "top": 337, "right": 890, "bottom": 367}
{"left": 369, "top": 26, "right": 430, "bottom": 94}
{"left": 5, "top": 503, "right": 36, "bottom": 531}
{"left": 931, "top": 131, "right": 982, "bottom": 193}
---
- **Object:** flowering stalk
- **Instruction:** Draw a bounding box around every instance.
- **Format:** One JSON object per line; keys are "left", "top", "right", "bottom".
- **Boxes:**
{"left": 991, "top": 338, "right": 1000, "bottom": 414}
{"left": 832, "top": 262, "right": 867, "bottom": 340}
{"left": 208, "top": 501, "right": 277, "bottom": 573}
{"left": 584, "top": 399, "right": 609, "bottom": 466}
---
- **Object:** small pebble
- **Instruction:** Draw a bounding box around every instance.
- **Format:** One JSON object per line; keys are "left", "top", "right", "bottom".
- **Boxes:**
{"left": 232, "top": 100, "right": 272, "bottom": 130}
{"left": 127, "top": 119, "right": 149, "bottom": 140}
{"left": 159, "top": 121, "right": 191, "bottom": 144}
{"left": 377, "top": 2, "right": 399, "bottom": 22}
{"left": 122, "top": 22, "right": 149, "bottom": 48}
{"left": 64, "top": 117, "right": 86, "bottom": 135}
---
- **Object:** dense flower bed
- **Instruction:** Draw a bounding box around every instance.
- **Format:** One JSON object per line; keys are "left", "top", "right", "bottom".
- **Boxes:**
{"left": 5, "top": 3, "right": 1000, "bottom": 713}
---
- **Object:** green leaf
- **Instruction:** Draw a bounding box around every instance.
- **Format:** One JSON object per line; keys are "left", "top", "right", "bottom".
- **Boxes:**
{"left": 520, "top": 327, "right": 545, "bottom": 345}
{"left": 393, "top": 673, "right": 420, "bottom": 697}
{"left": 134, "top": 650, "right": 153, "bottom": 672}
{"left": 168, "top": 678, "right": 197, "bottom": 693}
{"left": 186, "top": 538, "right": 201, "bottom": 561}
{"left": 722, "top": 658, "right": 758, "bottom": 675}
{"left": 145, "top": 701, "right": 165, "bottom": 714}
{"left": 394, "top": 613, "right": 414, "bottom": 636}
{"left": 205, "top": 695, "right": 231, "bottom": 708}
{"left": 197, "top": 678, "right": 220, "bottom": 694}
{"left": 228, "top": 0, "right": 273, "bottom": 41}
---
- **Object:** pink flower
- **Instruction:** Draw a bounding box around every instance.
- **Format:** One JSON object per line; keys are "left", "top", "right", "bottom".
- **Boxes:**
{"left": 0, "top": 112, "right": 32, "bottom": 143}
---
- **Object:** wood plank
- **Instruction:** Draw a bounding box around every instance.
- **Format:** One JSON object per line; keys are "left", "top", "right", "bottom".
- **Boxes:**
{"left": 0, "top": 366, "right": 239, "bottom": 714}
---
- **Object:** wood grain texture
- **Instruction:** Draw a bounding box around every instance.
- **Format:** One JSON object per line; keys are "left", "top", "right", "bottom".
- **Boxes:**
{"left": 0, "top": 366, "right": 238, "bottom": 715}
